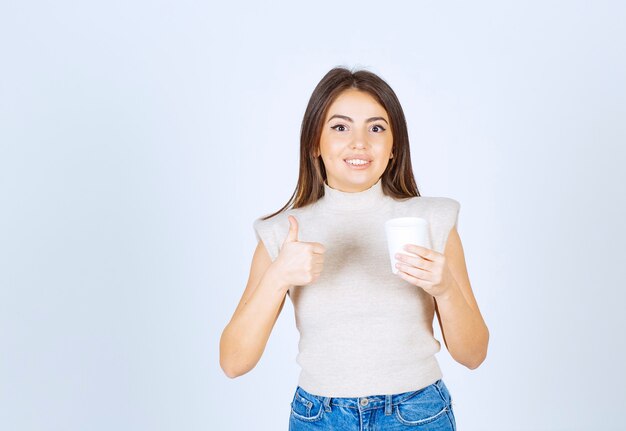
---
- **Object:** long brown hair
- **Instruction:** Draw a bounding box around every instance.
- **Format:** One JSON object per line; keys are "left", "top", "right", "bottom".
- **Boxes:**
{"left": 261, "top": 66, "right": 420, "bottom": 220}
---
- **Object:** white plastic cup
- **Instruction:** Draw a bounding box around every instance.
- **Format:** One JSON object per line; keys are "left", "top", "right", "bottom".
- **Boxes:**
{"left": 385, "top": 217, "right": 432, "bottom": 274}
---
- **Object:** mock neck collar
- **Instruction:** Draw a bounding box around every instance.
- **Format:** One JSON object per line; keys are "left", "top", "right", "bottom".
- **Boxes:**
{"left": 320, "top": 178, "right": 386, "bottom": 212}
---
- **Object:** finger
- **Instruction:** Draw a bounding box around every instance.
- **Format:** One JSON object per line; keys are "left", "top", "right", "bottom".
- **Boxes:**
{"left": 311, "top": 242, "right": 326, "bottom": 254}
{"left": 396, "top": 262, "right": 433, "bottom": 283}
{"left": 284, "top": 215, "right": 299, "bottom": 243}
{"left": 403, "top": 244, "right": 439, "bottom": 262}
{"left": 396, "top": 269, "right": 420, "bottom": 286}
{"left": 396, "top": 267, "right": 432, "bottom": 288}
{"left": 395, "top": 252, "right": 433, "bottom": 272}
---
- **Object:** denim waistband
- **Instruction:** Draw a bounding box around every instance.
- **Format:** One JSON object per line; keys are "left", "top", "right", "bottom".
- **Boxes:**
{"left": 297, "top": 379, "right": 444, "bottom": 412}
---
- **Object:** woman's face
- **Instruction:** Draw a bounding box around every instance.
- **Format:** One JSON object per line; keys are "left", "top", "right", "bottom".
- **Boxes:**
{"left": 317, "top": 89, "right": 393, "bottom": 192}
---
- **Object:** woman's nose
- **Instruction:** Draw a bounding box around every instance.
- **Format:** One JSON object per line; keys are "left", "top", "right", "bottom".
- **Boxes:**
{"left": 351, "top": 130, "right": 368, "bottom": 149}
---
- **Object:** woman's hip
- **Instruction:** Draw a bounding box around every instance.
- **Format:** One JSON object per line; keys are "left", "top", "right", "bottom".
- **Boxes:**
{"left": 288, "top": 379, "right": 456, "bottom": 430}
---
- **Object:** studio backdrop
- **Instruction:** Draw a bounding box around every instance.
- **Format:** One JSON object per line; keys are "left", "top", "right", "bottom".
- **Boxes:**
{"left": 1, "top": 1, "right": 625, "bottom": 430}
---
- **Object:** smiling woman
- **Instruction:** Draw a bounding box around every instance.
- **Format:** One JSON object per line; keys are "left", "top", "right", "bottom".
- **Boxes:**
{"left": 316, "top": 89, "right": 394, "bottom": 192}
{"left": 219, "top": 66, "right": 489, "bottom": 430}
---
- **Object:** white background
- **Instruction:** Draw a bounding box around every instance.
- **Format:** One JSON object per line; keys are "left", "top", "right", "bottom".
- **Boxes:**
{"left": 1, "top": 1, "right": 625, "bottom": 430}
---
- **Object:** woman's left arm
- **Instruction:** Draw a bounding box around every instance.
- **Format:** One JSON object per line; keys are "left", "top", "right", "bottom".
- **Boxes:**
{"left": 395, "top": 227, "right": 490, "bottom": 369}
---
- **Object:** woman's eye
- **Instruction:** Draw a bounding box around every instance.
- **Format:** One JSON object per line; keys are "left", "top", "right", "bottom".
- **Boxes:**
{"left": 371, "top": 124, "right": 386, "bottom": 133}
{"left": 331, "top": 124, "right": 347, "bottom": 132}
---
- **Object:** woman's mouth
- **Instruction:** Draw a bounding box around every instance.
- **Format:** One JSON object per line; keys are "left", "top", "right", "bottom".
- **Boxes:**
{"left": 344, "top": 159, "right": 371, "bottom": 170}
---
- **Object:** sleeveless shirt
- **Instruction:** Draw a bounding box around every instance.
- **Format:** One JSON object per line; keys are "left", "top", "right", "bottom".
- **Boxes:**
{"left": 253, "top": 178, "right": 460, "bottom": 397}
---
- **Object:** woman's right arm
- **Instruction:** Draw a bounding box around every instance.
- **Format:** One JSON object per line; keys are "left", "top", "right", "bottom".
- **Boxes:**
{"left": 219, "top": 215, "right": 324, "bottom": 378}
{"left": 219, "top": 240, "right": 290, "bottom": 378}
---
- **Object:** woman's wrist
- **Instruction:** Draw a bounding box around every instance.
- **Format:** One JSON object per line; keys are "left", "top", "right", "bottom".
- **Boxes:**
{"left": 263, "top": 262, "right": 293, "bottom": 295}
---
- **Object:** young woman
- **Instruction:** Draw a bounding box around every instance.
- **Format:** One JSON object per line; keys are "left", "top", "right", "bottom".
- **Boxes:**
{"left": 220, "top": 67, "right": 489, "bottom": 430}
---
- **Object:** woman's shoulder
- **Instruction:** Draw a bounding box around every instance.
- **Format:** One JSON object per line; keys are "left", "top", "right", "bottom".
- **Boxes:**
{"left": 391, "top": 194, "right": 460, "bottom": 210}
{"left": 423, "top": 195, "right": 460, "bottom": 210}
{"left": 253, "top": 212, "right": 286, "bottom": 233}
{"left": 252, "top": 207, "right": 313, "bottom": 261}
{"left": 252, "top": 206, "right": 310, "bottom": 231}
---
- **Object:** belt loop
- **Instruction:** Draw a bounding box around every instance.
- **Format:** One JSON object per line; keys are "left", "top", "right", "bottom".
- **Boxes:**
{"left": 323, "top": 396, "right": 332, "bottom": 412}
{"left": 385, "top": 394, "right": 392, "bottom": 415}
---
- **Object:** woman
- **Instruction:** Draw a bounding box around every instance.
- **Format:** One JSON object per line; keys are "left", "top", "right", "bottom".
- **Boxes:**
{"left": 220, "top": 66, "right": 489, "bottom": 430}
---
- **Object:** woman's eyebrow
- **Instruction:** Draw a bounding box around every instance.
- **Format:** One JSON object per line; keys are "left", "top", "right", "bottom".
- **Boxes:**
{"left": 327, "top": 114, "right": 389, "bottom": 124}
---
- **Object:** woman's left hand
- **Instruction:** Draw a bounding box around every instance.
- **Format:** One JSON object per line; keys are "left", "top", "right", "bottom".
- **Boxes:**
{"left": 394, "top": 244, "right": 455, "bottom": 299}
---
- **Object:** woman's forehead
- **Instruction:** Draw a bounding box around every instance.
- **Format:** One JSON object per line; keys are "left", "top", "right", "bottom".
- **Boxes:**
{"left": 325, "top": 90, "right": 388, "bottom": 121}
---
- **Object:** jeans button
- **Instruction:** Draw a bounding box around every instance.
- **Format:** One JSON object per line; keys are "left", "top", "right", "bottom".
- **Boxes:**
{"left": 359, "top": 398, "right": 369, "bottom": 406}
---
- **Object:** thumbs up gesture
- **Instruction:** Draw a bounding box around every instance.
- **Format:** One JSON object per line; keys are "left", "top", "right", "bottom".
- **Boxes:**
{"left": 274, "top": 215, "right": 326, "bottom": 287}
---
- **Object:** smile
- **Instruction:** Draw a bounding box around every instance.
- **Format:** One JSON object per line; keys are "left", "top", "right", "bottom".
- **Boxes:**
{"left": 344, "top": 159, "right": 371, "bottom": 169}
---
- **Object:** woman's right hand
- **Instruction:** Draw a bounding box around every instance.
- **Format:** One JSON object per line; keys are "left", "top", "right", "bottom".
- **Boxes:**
{"left": 273, "top": 215, "right": 325, "bottom": 287}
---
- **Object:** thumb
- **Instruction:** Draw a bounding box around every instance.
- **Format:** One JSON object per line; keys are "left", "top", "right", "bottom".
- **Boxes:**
{"left": 284, "top": 215, "right": 299, "bottom": 244}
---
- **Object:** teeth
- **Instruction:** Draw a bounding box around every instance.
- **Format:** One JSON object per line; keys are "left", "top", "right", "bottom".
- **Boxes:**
{"left": 346, "top": 159, "right": 370, "bottom": 165}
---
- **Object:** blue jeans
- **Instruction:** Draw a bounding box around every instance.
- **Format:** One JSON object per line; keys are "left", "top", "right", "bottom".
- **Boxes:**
{"left": 289, "top": 379, "right": 456, "bottom": 430}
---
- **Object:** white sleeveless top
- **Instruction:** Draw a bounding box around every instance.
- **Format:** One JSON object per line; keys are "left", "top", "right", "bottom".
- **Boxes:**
{"left": 253, "top": 178, "right": 460, "bottom": 397}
